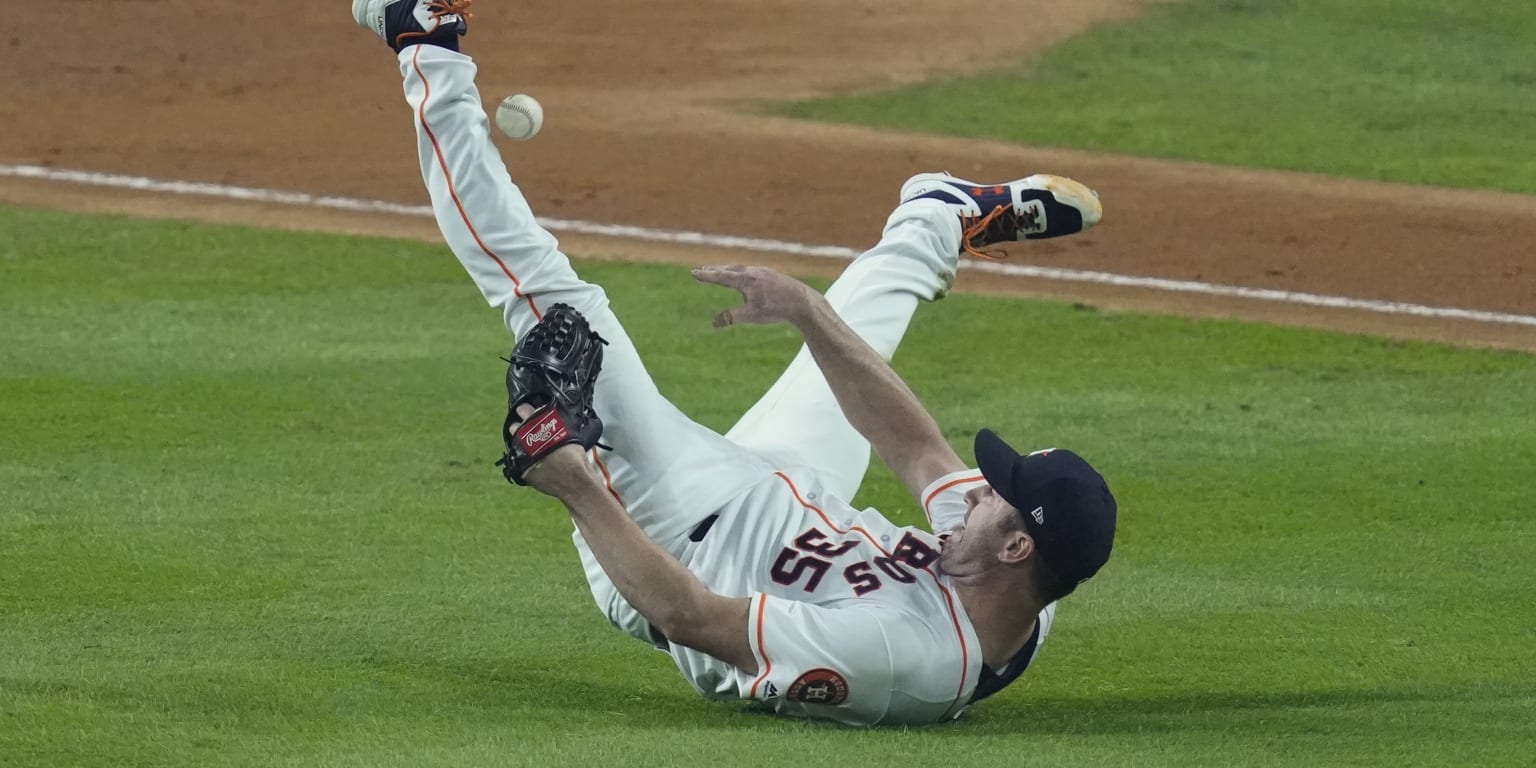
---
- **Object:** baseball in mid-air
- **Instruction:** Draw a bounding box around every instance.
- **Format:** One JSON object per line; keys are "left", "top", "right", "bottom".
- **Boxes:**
{"left": 495, "top": 94, "right": 543, "bottom": 141}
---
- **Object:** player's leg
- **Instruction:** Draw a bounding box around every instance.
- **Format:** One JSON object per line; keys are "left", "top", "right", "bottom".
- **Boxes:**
{"left": 367, "top": 16, "right": 771, "bottom": 545}
{"left": 363, "top": 20, "right": 775, "bottom": 643}
{"left": 723, "top": 202, "right": 957, "bottom": 501}
{"left": 726, "top": 174, "right": 1101, "bottom": 502}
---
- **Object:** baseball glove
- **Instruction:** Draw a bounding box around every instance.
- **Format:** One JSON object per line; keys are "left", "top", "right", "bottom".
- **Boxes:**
{"left": 494, "top": 303, "right": 608, "bottom": 485}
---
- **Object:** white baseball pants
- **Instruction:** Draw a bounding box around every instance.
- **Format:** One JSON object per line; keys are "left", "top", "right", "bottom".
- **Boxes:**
{"left": 399, "top": 45, "right": 962, "bottom": 640}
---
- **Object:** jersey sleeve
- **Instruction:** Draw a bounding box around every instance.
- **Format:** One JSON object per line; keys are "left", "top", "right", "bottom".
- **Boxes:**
{"left": 918, "top": 468, "right": 988, "bottom": 533}
{"left": 729, "top": 593, "right": 964, "bottom": 726}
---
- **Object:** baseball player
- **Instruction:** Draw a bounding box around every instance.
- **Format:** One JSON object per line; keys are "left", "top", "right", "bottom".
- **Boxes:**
{"left": 353, "top": 0, "right": 1118, "bottom": 726}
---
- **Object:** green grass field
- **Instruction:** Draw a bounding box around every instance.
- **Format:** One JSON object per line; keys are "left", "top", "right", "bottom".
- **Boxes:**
{"left": 3, "top": 207, "right": 1533, "bottom": 766}
{"left": 777, "top": 0, "right": 1536, "bottom": 194}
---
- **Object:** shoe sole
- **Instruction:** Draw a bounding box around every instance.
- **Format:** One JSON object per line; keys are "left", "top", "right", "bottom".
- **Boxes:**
{"left": 353, "top": 0, "right": 387, "bottom": 40}
{"left": 1022, "top": 173, "right": 1103, "bottom": 229}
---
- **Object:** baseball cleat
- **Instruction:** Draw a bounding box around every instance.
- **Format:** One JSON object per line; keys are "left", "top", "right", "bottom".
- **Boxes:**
{"left": 900, "top": 172, "right": 1103, "bottom": 259}
{"left": 353, "top": 0, "right": 472, "bottom": 53}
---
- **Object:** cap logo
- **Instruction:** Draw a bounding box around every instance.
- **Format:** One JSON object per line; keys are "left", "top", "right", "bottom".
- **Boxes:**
{"left": 1030, "top": 506, "right": 1045, "bottom": 525}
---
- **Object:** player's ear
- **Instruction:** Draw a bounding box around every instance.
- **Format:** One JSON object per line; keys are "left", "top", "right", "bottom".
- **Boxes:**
{"left": 998, "top": 528, "right": 1034, "bottom": 565}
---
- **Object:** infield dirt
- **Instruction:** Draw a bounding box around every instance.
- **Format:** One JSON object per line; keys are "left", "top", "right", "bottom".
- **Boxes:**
{"left": 4, "top": 0, "right": 1533, "bottom": 349}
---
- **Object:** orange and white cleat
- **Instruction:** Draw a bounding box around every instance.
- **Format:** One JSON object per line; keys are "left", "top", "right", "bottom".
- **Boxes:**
{"left": 353, "top": 0, "right": 473, "bottom": 53}
{"left": 899, "top": 172, "right": 1103, "bottom": 258}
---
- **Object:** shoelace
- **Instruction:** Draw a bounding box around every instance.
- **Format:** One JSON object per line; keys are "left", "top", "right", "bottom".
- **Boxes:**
{"left": 396, "top": 0, "right": 476, "bottom": 46}
{"left": 959, "top": 204, "right": 1016, "bottom": 260}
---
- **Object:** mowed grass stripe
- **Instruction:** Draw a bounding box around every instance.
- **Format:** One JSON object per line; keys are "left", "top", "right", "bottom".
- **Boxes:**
{"left": 776, "top": 0, "right": 1536, "bottom": 194}
{"left": 1, "top": 207, "right": 1532, "bottom": 767}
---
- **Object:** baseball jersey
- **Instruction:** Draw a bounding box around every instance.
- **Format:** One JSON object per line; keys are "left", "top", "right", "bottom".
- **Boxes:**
{"left": 671, "top": 468, "right": 1054, "bottom": 726}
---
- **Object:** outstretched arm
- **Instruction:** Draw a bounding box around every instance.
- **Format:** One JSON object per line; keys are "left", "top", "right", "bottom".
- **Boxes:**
{"left": 519, "top": 437, "right": 756, "bottom": 672}
{"left": 693, "top": 265, "right": 965, "bottom": 499}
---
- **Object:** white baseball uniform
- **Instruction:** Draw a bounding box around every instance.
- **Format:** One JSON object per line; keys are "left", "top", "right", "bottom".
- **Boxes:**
{"left": 398, "top": 45, "right": 1053, "bottom": 727}
{"left": 672, "top": 468, "right": 1056, "bottom": 725}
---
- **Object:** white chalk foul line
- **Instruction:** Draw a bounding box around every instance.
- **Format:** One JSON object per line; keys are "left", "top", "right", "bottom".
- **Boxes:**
{"left": 4, "top": 163, "right": 1534, "bottom": 329}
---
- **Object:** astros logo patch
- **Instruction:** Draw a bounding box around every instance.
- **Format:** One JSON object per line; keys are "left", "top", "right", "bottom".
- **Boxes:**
{"left": 786, "top": 668, "right": 849, "bottom": 706}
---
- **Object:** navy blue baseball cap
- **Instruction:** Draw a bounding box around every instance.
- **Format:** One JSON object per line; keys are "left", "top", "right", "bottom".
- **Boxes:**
{"left": 974, "top": 430, "right": 1117, "bottom": 586}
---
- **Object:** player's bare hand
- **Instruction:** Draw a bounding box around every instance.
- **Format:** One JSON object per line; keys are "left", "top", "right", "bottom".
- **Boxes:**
{"left": 691, "top": 265, "right": 824, "bottom": 328}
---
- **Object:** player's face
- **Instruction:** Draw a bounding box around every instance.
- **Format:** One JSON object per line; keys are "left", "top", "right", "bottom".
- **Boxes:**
{"left": 938, "top": 484, "right": 1028, "bottom": 577}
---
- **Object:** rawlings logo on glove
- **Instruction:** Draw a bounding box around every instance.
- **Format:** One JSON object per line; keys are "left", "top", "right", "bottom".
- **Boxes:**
{"left": 517, "top": 410, "right": 570, "bottom": 452}
{"left": 494, "top": 303, "right": 608, "bottom": 485}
